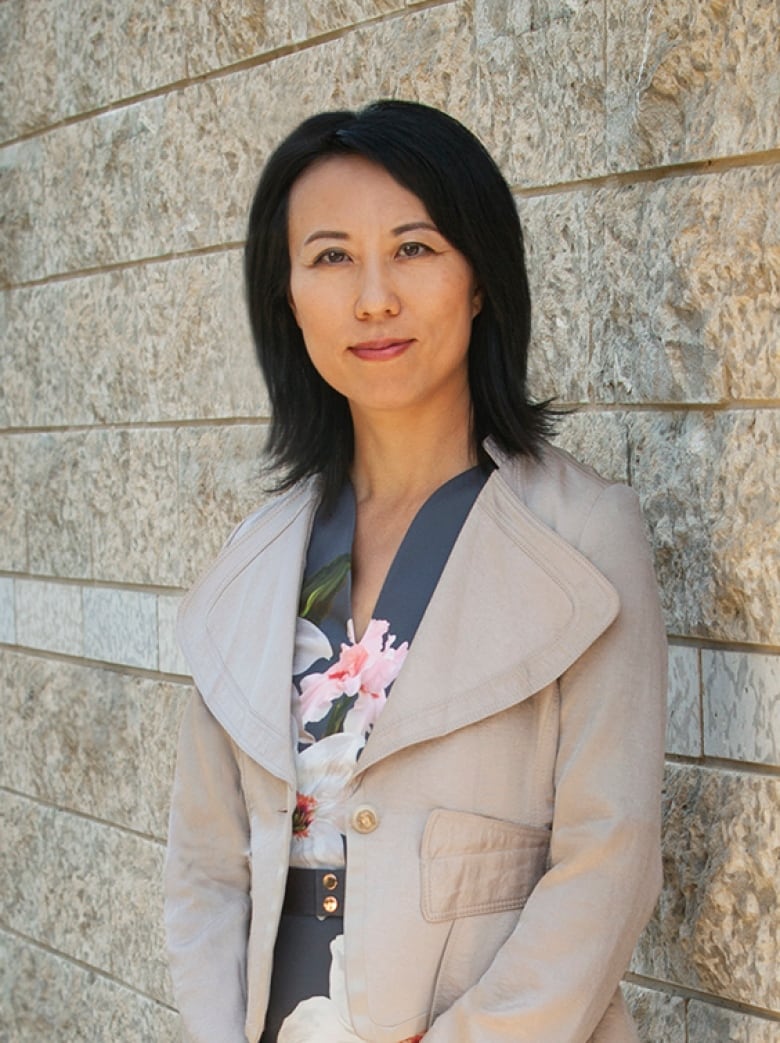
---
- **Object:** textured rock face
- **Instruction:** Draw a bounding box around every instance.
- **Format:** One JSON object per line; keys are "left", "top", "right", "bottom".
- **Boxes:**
{"left": 634, "top": 764, "right": 779, "bottom": 1010}
{"left": 1, "top": 0, "right": 777, "bottom": 1037}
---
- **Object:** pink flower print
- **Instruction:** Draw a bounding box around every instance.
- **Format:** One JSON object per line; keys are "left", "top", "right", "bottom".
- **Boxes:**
{"left": 296, "top": 619, "right": 408, "bottom": 735}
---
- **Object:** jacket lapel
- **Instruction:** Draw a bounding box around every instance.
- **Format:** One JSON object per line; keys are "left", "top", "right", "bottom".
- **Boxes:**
{"left": 355, "top": 468, "right": 619, "bottom": 774}
{"left": 177, "top": 480, "right": 319, "bottom": 786}
{"left": 177, "top": 454, "right": 620, "bottom": 781}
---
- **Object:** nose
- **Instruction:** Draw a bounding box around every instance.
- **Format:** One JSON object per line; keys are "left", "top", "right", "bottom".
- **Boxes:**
{"left": 354, "top": 260, "right": 400, "bottom": 319}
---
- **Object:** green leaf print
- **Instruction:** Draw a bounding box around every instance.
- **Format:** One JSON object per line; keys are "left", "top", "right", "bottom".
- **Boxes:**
{"left": 298, "top": 553, "right": 351, "bottom": 625}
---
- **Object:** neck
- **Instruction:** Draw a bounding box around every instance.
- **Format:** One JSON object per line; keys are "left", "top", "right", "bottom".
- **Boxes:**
{"left": 349, "top": 397, "right": 477, "bottom": 506}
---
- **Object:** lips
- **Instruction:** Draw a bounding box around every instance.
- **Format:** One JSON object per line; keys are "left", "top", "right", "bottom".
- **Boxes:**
{"left": 349, "top": 338, "right": 414, "bottom": 361}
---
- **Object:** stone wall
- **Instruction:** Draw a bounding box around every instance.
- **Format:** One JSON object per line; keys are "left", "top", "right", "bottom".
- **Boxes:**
{"left": 1, "top": 1, "right": 777, "bottom": 1040}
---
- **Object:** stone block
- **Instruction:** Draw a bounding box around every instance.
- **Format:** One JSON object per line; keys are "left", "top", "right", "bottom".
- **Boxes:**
{"left": 667, "top": 644, "right": 701, "bottom": 757}
{"left": 473, "top": 0, "right": 607, "bottom": 186}
{"left": 550, "top": 410, "right": 630, "bottom": 483}
{"left": 0, "top": 437, "right": 27, "bottom": 572}
{"left": 520, "top": 190, "right": 592, "bottom": 405}
{"left": 0, "top": 1, "right": 58, "bottom": 141}
{"left": 17, "top": 3, "right": 475, "bottom": 280}
{"left": 634, "top": 764, "right": 779, "bottom": 1010}
{"left": 0, "top": 576, "right": 14, "bottom": 644}
{"left": 15, "top": 579, "right": 84, "bottom": 658}
{"left": 0, "top": 791, "right": 172, "bottom": 1003}
{"left": 0, "top": 650, "right": 185, "bottom": 839}
{"left": 607, "top": 0, "right": 780, "bottom": 170}
{"left": 0, "top": 0, "right": 406, "bottom": 141}
{"left": 177, "top": 422, "right": 271, "bottom": 584}
{"left": 83, "top": 587, "right": 159, "bottom": 669}
{"left": 0, "top": 139, "right": 46, "bottom": 287}
{"left": 629, "top": 410, "right": 779, "bottom": 645}
{"left": 23, "top": 432, "right": 94, "bottom": 577}
{"left": 88, "top": 428, "right": 181, "bottom": 586}
{"left": 158, "top": 593, "right": 190, "bottom": 676}
{"left": 0, "top": 929, "right": 180, "bottom": 1041}
{"left": 703, "top": 650, "right": 780, "bottom": 767}
{"left": 623, "top": 982, "right": 686, "bottom": 1043}
{"left": 2, "top": 252, "right": 266, "bottom": 428}
{"left": 686, "top": 1000, "right": 780, "bottom": 1043}
{"left": 593, "top": 166, "right": 780, "bottom": 404}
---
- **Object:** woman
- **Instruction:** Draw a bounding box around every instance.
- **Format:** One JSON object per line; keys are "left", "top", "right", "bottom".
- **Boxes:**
{"left": 164, "top": 100, "right": 666, "bottom": 1043}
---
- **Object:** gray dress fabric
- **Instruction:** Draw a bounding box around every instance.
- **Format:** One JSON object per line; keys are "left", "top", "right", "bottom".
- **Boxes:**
{"left": 260, "top": 467, "right": 488, "bottom": 1042}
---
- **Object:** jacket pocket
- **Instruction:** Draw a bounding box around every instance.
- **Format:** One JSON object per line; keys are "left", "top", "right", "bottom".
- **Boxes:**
{"left": 420, "top": 808, "right": 550, "bottom": 922}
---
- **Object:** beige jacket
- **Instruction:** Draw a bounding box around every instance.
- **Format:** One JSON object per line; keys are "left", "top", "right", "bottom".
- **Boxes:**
{"left": 164, "top": 441, "right": 667, "bottom": 1043}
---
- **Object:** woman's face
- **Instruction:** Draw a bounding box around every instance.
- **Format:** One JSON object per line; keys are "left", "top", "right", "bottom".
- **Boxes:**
{"left": 287, "top": 155, "right": 482, "bottom": 424}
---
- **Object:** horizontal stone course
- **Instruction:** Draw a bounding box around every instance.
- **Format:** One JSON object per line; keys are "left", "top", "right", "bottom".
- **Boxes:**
{"left": 0, "top": 0, "right": 408, "bottom": 141}
{"left": 0, "top": 576, "right": 15, "bottom": 644}
{"left": 0, "top": 929, "right": 179, "bottom": 1042}
{"left": 607, "top": 0, "right": 780, "bottom": 170}
{"left": 0, "top": 650, "right": 186, "bottom": 839}
{"left": 629, "top": 409, "right": 779, "bottom": 645}
{"left": 666, "top": 644, "right": 701, "bottom": 757}
{"left": 687, "top": 1000, "right": 780, "bottom": 1043}
{"left": 634, "top": 763, "right": 779, "bottom": 1010}
{"left": 0, "top": 791, "right": 172, "bottom": 1003}
{"left": 703, "top": 650, "right": 780, "bottom": 767}
{"left": 0, "top": 251, "right": 267, "bottom": 428}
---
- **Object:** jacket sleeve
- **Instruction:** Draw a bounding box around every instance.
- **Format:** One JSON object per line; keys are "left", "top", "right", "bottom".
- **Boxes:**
{"left": 425, "top": 483, "right": 667, "bottom": 1042}
{"left": 164, "top": 690, "right": 252, "bottom": 1043}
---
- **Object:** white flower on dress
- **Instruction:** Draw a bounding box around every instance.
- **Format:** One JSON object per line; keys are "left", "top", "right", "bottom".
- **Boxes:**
{"left": 290, "top": 732, "right": 363, "bottom": 868}
{"left": 277, "top": 935, "right": 359, "bottom": 1042}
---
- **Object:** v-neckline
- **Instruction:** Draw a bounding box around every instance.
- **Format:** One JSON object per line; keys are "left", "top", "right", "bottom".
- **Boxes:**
{"left": 345, "top": 465, "right": 485, "bottom": 643}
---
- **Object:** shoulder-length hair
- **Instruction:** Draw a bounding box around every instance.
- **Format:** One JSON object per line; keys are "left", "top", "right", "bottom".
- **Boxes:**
{"left": 244, "top": 99, "right": 555, "bottom": 503}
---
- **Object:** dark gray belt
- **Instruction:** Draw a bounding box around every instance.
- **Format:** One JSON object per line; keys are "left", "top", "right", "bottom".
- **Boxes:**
{"left": 282, "top": 866, "right": 346, "bottom": 918}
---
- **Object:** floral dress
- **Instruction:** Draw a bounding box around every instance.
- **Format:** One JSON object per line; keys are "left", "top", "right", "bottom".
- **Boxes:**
{"left": 259, "top": 467, "right": 488, "bottom": 1043}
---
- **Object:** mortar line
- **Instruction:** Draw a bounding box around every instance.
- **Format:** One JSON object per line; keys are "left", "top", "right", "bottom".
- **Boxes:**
{"left": 0, "top": 0, "right": 458, "bottom": 149}
{"left": 0, "top": 923, "right": 177, "bottom": 1011}
{"left": 624, "top": 972, "right": 780, "bottom": 1021}
{"left": 0, "top": 641, "right": 193, "bottom": 683}
{"left": 664, "top": 753, "right": 780, "bottom": 778}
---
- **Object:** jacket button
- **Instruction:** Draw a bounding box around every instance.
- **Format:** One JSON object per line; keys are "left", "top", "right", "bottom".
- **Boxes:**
{"left": 351, "top": 805, "right": 379, "bottom": 833}
{"left": 322, "top": 872, "right": 339, "bottom": 891}
{"left": 322, "top": 895, "right": 339, "bottom": 914}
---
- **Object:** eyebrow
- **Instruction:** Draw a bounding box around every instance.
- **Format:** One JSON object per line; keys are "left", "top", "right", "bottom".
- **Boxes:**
{"left": 302, "top": 220, "right": 439, "bottom": 246}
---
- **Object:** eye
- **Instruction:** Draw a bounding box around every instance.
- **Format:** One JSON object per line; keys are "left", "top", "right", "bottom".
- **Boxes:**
{"left": 313, "top": 248, "right": 350, "bottom": 265}
{"left": 397, "top": 241, "right": 432, "bottom": 259}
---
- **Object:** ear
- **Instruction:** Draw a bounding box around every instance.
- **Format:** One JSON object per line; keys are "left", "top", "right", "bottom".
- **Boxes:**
{"left": 471, "top": 285, "right": 484, "bottom": 319}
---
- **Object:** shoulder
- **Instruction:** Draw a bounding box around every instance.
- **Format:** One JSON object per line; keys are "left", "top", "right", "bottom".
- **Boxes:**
{"left": 492, "top": 441, "right": 641, "bottom": 551}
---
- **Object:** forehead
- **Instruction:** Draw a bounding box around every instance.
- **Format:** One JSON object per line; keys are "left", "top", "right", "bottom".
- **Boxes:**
{"left": 288, "top": 154, "right": 431, "bottom": 229}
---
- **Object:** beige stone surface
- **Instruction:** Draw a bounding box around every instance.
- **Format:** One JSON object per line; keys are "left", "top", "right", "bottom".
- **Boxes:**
{"left": 0, "top": 791, "right": 172, "bottom": 1003}
{"left": 24, "top": 432, "right": 94, "bottom": 578}
{"left": 607, "top": 0, "right": 780, "bottom": 170}
{"left": 550, "top": 410, "right": 630, "bottom": 483}
{"left": 520, "top": 190, "right": 592, "bottom": 404}
{"left": 634, "top": 764, "right": 779, "bottom": 1009}
{"left": 0, "top": 139, "right": 46, "bottom": 287}
{"left": 474, "top": 0, "right": 607, "bottom": 186}
{"left": 0, "top": 650, "right": 185, "bottom": 839}
{"left": 629, "top": 410, "right": 779, "bottom": 644}
{"left": 15, "top": 579, "right": 84, "bottom": 658}
{"left": 5, "top": 3, "right": 475, "bottom": 283}
{"left": 703, "top": 650, "right": 780, "bottom": 767}
{"left": 687, "top": 1000, "right": 780, "bottom": 1043}
{"left": 623, "top": 982, "right": 686, "bottom": 1043}
{"left": 177, "top": 422, "right": 271, "bottom": 584}
{"left": 666, "top": 644, "right": 701, "bottom": 757}
{"left": 0, "top": 0, "right": 407, "bottom": 142}
{"left": 0, "top": 929, "right": 180, "bottom": 1042}
{"left": 1, "top": 251, "right": 265, "bottom": 427}
{"left": 0, "top": 435, "right": 27, "bottom": 573}
{"left": 593, "top": 166, "right": 779, "bottom": 404}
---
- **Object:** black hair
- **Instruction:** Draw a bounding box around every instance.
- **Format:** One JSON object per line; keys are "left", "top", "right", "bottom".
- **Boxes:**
{"left": 244, "top": 99, "right": 556, "bottom": 504}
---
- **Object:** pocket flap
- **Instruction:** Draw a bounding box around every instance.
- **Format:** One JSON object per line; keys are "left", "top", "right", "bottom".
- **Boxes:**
{"left": 421, "top": 808, "right": 550, "bottom": 922}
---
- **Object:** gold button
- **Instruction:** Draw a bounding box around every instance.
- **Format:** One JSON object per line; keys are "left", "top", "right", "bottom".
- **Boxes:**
{"left": 322, "top": 895, "right": 339, "bottom": 914}
{"left": 352, "top": 805, "right": 379, "bottom": 833}
{"left": 322, "top": 872, "right": 339, "bottom": 891}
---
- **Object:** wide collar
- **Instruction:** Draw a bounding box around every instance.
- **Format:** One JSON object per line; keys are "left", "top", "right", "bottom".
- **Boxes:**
{"left": 177, "top": 448, "right": 619, "bottom": 785}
